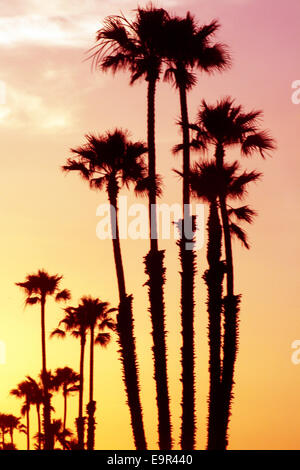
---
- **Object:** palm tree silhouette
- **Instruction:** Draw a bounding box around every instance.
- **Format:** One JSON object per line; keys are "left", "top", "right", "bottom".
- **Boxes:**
{"left": 90, "top": 6, "right": 173, "bottom": 449}
{"left": 0, "top": 414, "right": 9, "bottom": 448}
{"left": 164, "top": 13, "right": 229, "bottom": 450}
{"left": 15, "top": 270, "right": 70, "bottom": 450}
{"left": 76, "top": 296, "right": 116, "bottom": 450}
{"left": 52, "top": 367, "right": 80, "bottom": 448}
{"left": 26, "top": 376, "right": 43, "bottom": 449}
{"left": 190, "top": 160, "right": 260, "bottom": 448}
{"left": 51, "top": 304, "right": 89, "bottom": 449}
{"left": 10, "top": 379, "right": 36, "bottom": 450}
{"left": 63, "top": 129, "right": 148, "bottom": 449}
{"left": 34, "top": 419, "right": 73, "bottom": 450}
{"left": 4, "top": 414, "right": 25, "bottom": 447}
{"left": 191, "top": 97, "right": 275, "bottom": 448}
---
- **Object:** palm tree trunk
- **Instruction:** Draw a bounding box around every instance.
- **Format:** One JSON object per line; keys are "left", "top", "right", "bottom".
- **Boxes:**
{"left": 40, "top": 295, "right": 52, "bottom": 450}
{"left": 87, "top": 326, "right": 96, "bottom": 450}
{"left": 216, "top": 143, "right": 240, "bottom": 450}
{"left": 77, "top": 333, "right": 86, "bottom": 449}
{"left": 145, "top": 76, "right": 172, "bottom": 450}
{"left": 205, "top": 201, "right": 224, "bottom": 450}
{"left": 26, "top": 402, "right": 30, "bottom": 450}
{"left": 108, "top": 189, "right": 147, "bottom": 450}
{"left": 62, "top": 391, "right": 67, "bottom": 450}
{"left": 37, "top": 404, "right": 41, "bottom": 450}
{"left": 63, "top": 392, "right": 67, "bottom": 434}
{"left": 178, "top": 79, "right": 196, "bottom": 450}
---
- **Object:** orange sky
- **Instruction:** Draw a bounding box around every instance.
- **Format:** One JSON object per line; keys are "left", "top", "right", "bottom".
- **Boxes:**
{"left": 0, "top": 0, "right": 300, "bottom": 450}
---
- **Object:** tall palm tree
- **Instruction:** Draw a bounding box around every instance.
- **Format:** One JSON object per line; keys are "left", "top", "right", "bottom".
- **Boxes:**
{"left": 190, "top": 160, "right": 260, "bottom": 448}
{"left": 164, "top": 14, "right": 229, "bottom": 449}
{"left": 52, "top": 367, "right": 80, "bottom": 447}
{"left": 63, "top": 129, "right": 148, "bottom": 449}
{"left": 78, "top": 296, "right": 116, "bottom": 451}
{"left": 15, "top": 270, "right": 70, "bottom": 450}
{"left": 191, "top": 98, "right": 275, "bottom": 448}
{"left": 26, "top": 376, "right": 43, "bottom": 449}
{"left": 10, "top": 379, "right": 35, "bottom": 450}
{"left": 51, "top": 305, "right": 89, "bottom": 449}
{"left": 90, "top": 6, "right": 173, "bottom": 449}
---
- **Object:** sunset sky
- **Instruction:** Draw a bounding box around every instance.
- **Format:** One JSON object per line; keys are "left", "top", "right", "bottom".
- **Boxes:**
{"left": 1, "top": 0, "right": 300, "bottom": 450}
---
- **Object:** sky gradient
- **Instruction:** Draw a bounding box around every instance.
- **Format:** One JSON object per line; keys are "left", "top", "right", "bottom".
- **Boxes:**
{"left": 0, "top": 0, "right": 300, "bottom": 449}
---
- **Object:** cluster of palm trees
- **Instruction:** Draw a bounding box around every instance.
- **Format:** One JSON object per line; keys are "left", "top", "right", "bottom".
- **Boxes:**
{"left": 7, "top": 271, "right": 116, "bottom": 450}
{"left": 3, "top": 3, "right": 275, "bottom": 451}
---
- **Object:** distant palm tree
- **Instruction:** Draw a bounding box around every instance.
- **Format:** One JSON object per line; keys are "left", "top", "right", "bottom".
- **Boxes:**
{"left": 164, "top": 14, "right": 229, "bottom": 449}
{"left": 52, "top": 367, "right": 80, "bottom": 448}
{"left": 90, "top": 6, "right": 172, "bottom": 448}
{"left": 0, "top": 414, "right": 9, "bottom": 447}
{"left": 35, "top": 420, "right": 73, "bottom": 450}
{"left": 26, "top": 377, "right": 43, "bottom": 449}
{"left": 10, "top": 380, "right": 35, "bottom": 450}
{"left": 5, "top": 414, "right": 25, "bottom": 446}
{"left": 15, "top": 270, "right": 70, "bottom": 450}
{"left": 190, "top": 160, "right": 260, "bottom": 448}
{"left": 51, "top": 305, "right": 89, "bottom": 449}
{"left": 77, "top": 296, "right": 116, "bottom": 450}
{"left": 191, "top": 97, "right": 275, "bottom": 448}
{"left": 63, "top": 129, "right": 148, "bottom": 449}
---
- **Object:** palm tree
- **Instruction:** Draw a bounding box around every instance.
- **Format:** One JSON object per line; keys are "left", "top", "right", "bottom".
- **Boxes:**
{"left": 26, "top": 377, "right": 43, "bottom": 450}
{"left": 63, "top": 129, "right": 148, "bottom": 449}
{"left": 51, "top": 305, "right": 89, "bottom": 449}
{"left": 190, "top": 160, "right": 260, "bottom": 448}
{"left": 10, "top": 379, "right": 35, "bottom": 450}
{"left": 5, "top": 415, "right": 25, "bottom": 446}
{"left": 52, "top": 367, "right": 80, "bottom": 447}
{"left": 15, "top": 270, "right": 70, "bottom": 450}
{"left": 0, "top": 414, "right": 9, "bottom": 448}
{"left": 191, "top": 98, "right": 275, "bottom": 448}
{"left": 35, "top": 420, "right": 73, "bottom": 450}
{"left": 90, "top": 6, "right": 173, "bottom": 449}
{"left": 77, "top": 296, "right": 116, "bottom": 450}
{"left": 164, "top": 14, "right": 229, "bottom": 449}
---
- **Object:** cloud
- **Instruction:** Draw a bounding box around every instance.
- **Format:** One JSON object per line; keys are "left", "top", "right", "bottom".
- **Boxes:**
{"left": 0, "top": 85, "right": 72, "bottom": 131}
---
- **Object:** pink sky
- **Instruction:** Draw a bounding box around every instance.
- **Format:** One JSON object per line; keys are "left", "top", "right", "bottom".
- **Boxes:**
{"left": 0, "top": 0, "right": 300, "bottom": 450}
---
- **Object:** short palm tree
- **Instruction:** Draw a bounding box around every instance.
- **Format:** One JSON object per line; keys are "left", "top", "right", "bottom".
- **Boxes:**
{"left": 191, "top": 97, "right": 275, "bottom": 448}
{"left": 63, "top": 129, "right": 148, "bottom": 449}
{"left": 52, "top": 367, "right": 80, "bottom": 447}
{"left": 35, "top": 419, "right": 73, "bottom": 450}
{"left": 190, "top": 160, "right": 260, "bottom": 448}
{"left": 26, "top": 376, "right": 43, "bottom": 449}
{"left": 0, "top": 414, "right": 9, "bottom": 447}
{"left": 164, "top": 14, "right": 229, "bottom": 450}
{"left": 15, "top": 270, "right": 70, "bottom": 450}
{"left": 90, "top": 7, "right": 172, "bottom": 448}
{"left": 10, "top": 379, "right": 36, "bottom": 450}
{"left": 78, "top": 296, "right": 116, "bottom": 450}
{"left": 4, "top": 414, "right": 25, "bottom": 446}
{"left": 51, "top": 305, "right": 89, "bottom": 449}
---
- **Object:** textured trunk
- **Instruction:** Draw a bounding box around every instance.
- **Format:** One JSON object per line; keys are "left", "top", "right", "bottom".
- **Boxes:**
{"left": 37, "top": 404, "right": 41, "bottom": 450}
{"left": 109, "top": 188, "right": 147, "bottom": 450}
{"left": 77, "top": 332, "right": 86, "bottom": 449}
{"left": 41, "top": 295, "right": 52, "bottom": 450}
{"left": 205, "top": 201, "right": 224, "bottom": 450}
{"left": 62, "top": 391, "right": 67, "bottom": 450}
{"left": 215, "top": 143, "right": 240, "bottom": 449}
{"left": 87, "top": 326, "right": 96, "bottom": 450}
{"left": 178, "top": 79, "right": 196, "bottom": 450}
{"left": 145, "top": 76, "right": 172, "bottom": 450}
{"left": 26, "top": 402, "right": 30, "bottom": 450}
